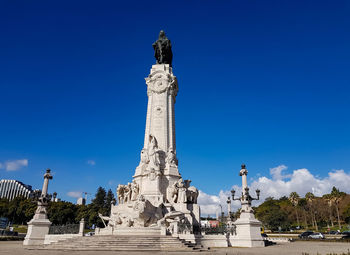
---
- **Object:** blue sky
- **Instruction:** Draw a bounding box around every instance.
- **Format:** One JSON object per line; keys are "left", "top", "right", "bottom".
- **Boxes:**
{"left": 0, "top": 1, "right": 349, "bottom": 210}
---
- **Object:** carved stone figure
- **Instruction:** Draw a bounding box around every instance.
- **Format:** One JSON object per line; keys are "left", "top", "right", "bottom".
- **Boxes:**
{"left": 117, "top": 184, "right": 124, "bottom": 204}
{"left": 166, "top": 148, "right": 177, "bottom": 167}
{"left": 132, "top": 196, "right": 165, "bottom": 227}
{"left": 183, "top": 179, "right": 191, "bottom": 188}
{"left": 98, "top": 213, "right": 115, "bottom": 228}
{"left": 167, "top": 181, "right": 179, "bottom": 204}
{"left": 131, "top": 179, "right": 139, "bottom": 201}
{"left": 152, "top": 30, "right": 173, "bottom": 66}
{"left": 183, "top": 180, "right": 198, "bottom": 204}
{"left": 147, "top": 135, "right": 160, "bottom": 173}
{"left": 187, "top": 186, "right": 199, "bottom": 204}
{"left": 140, "top": 148, "right": 149, "bottom": 164}
{"left": 177, "top": 178, "right": 187, "bottom": 203}
{"left": 123, "top": 184, "right": 131, "bottom": 204}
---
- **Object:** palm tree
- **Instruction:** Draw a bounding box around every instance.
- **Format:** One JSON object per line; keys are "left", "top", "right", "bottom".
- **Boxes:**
{"left": 289, "top": 192, "right": 300, "bottom": 227}
{"left": 322, "top": 193, "right": 334, "bottom": 228}
{"left": 305, "top": 192, "right": 318, "bottom": 231}
{"left": 330, "top": 187, "right": 345, "bottom": 230}
{"left": 298, "top": 198, "right": 308, "bottom": 228}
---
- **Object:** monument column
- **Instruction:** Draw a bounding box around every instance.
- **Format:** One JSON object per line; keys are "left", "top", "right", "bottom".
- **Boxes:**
{"left": 24, "top": 169, "right": 53, "bottom": 246}
{"left": 103, "top": 31, "right": 200, "bottom": 237}
{"left": 133, "top": 31, "right": 180, "bottom": 205}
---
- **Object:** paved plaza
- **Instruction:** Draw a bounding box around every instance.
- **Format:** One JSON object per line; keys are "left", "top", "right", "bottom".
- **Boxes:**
{"left": 1, "top": 241, "right": 350, "bottom": 255}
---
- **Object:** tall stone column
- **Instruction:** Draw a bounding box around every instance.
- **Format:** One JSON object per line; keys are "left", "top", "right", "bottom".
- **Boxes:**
{"left": 133, "top": 64, "right": 180, "bottom": 205}
{"left": 23, "top": 169, "right": 53, "bottom": 246}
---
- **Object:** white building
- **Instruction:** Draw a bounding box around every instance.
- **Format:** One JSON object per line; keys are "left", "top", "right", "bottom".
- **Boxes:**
{"left": 0, "top": 179, "right": 32, "bottom": 200}
{"left": 76, "top": 197, "right": 86, "bottom": 205}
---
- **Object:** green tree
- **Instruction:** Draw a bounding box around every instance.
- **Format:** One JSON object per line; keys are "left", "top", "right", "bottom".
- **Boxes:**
{"left": 0, "top": 198, "right": 9, "bottom": 218}
{"left": 255, "top": 198, "right": 290, "bottom": 231}
{"left": 298, "top": 198, "right": 308, "bottom": 228}
{"left": 87, "top": 186, "right": 110, "bottom": 228}
{"left": 289, "top": 192, "right": 300, "bottom": 227}
{"left": 330, "top": 186, "right": 345, "bottom": 230}
{"left": 17, "top": 199, "right": 36, "bottom": 224}
{"left": 343, "top": 203, "right": 350, "bottom": 224}
{"left": 47, "top": 201, "right": 77, "bottom": 225}
{"left": 105, "top": 189, "right": 115, "bottom": 214}
{"left": 305, "top": 192, "right": 318, "bottom": 231}
{"left": 92, "top": 187, "right": 106, "bottom": 208}
{"left": 322, "top": 193, "right": 335, "bottom": 227}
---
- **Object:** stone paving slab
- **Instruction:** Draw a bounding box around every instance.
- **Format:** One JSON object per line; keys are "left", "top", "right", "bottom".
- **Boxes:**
{"left": 1, "top": 241, "right": 350, "bottom": 255}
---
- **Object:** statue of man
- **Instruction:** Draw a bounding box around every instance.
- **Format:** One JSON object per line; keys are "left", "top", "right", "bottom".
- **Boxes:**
{"left": 152, "top": 30, "right": 173, "bottom": 66}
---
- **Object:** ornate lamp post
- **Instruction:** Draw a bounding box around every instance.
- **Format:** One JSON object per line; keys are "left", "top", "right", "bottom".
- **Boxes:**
{"left": 229, "top": 164, "right": 264, "bottom": 247}
{"left": 231, "top": 164, "right": 260, "bottom": 213}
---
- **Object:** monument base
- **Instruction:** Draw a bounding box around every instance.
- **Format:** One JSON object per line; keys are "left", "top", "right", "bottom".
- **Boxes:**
{"left": 95, "top": 226, "right": 162, "bottom": 236}
{"left": 230, "top": 212, "right": 264, "bottom": 248}
{"left": 23, "top": 218, "right": 51, "bottom": 245}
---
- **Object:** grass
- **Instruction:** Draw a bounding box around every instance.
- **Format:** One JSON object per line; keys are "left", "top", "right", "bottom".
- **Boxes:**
{"left": 13, "top": 225, "right": 28, "bottom": 233}
{"left": 0, "top": 236, "right": 24, "bottom": 241}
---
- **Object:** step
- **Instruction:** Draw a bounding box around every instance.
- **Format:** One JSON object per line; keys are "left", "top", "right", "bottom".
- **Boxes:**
{"left": 42, "top": 234, "right": 200, "bottom": 251}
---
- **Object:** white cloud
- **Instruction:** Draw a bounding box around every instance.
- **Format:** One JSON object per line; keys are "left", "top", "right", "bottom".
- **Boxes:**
{"left": 198, "top": 190, "right": 240, "bottom": 217}
{"left": 270, "top": 164, "right": 290, "bottom": 180}
{"left": 87, "top": 160, "right": 96, "bottom": 166}
{"left": 67, "top": 191, "right": 82, "bottom": 198}
{"left": 198, "top": 165, "right": 350, "bottom": 216}
{"left": 4, "top": 159, "right": 28, "bottom": 171}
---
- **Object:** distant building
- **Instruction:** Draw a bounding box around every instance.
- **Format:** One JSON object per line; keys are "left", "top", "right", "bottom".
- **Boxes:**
{"left": 77, "top": 197, "right": 86, "bottom": 205}
{"left": 201, "top": 220, "right": 210, "bottom": 228}
{"left": 209, "top": 220, "right": 219, "bottom": 228}
{"left": 0, "top": 179, "right": 33, "bottom": 200}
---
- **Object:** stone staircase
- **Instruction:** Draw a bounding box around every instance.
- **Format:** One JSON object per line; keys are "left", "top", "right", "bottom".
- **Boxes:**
{"left": 37, "top": 235, "right": 205, "bottom": 251}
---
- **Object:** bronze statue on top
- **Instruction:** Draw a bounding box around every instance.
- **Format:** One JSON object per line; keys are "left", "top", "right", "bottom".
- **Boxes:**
{"left": 153, "top": 30, "right": 173, "bottom": 66}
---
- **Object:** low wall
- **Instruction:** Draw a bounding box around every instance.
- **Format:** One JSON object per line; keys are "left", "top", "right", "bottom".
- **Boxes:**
{"left": 200, "top": 235, "right": 228, "bottom": 248}
{"left": 44, "top": 233, "right": 82, "bottom": 245}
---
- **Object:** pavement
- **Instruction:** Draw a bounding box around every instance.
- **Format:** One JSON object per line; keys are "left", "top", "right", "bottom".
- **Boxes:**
{"left": 0, "top": 241, "right": 349, "bottom": 255}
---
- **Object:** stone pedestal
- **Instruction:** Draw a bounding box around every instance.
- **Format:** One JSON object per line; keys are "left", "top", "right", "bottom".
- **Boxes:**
{"left": 230, "top": 212, "right": 264, "bottom": 247}
{"left": 23, "top": 218, "right": 51, "bottom": 245}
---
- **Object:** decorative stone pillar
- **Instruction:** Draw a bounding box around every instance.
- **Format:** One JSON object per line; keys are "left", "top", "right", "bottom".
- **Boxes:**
{"left": 23, "top": 169, "right": 53, "bottom": 246}
{"left": 79, "top": 218, "right": 85, "bottom": 236}
{"left": 227, "top": 196, "right": 231, "bottom": 217}
{"left": 230, "top": 164, "right": 264, "bottom": 247}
